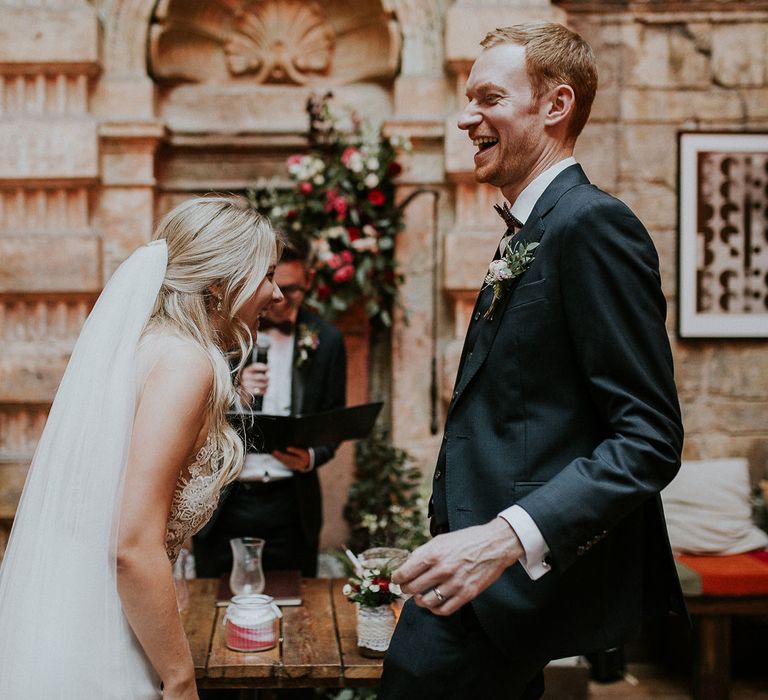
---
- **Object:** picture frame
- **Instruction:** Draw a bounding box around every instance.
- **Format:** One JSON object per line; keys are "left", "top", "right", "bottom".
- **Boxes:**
{"left": 678, "top": 132, "right": 768, "bottom": 339}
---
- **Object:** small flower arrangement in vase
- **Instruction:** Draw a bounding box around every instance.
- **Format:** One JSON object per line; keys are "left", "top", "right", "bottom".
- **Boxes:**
{"left": 342, "top": 563, "right": 403, "bottom": 658}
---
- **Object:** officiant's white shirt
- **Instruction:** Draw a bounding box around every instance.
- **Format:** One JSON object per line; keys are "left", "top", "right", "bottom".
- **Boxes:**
{"left": 240, "top": 329, "right": 299, "bottom": 481}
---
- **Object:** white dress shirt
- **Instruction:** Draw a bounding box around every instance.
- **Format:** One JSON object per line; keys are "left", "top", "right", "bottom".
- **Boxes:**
{"left": 496, "top": 156, "right": 577, "bottom": 580}
{"left": 239, "top": 329, "right": 296, "bottom": 482}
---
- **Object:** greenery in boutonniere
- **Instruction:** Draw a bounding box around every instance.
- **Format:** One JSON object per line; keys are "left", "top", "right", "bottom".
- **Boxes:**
{"left": 483, "top": 240, "right": 539, "bottom": 319}
{"left": 295, "top": 323, "right": 319, "bottom": 368}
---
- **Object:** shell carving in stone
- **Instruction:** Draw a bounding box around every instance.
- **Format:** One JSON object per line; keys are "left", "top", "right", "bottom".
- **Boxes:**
{"left": 150, "top": 0, "right": 400, "bottom": 87}
{"left": 224, "top": 0, "right": 334, "bottom": 84}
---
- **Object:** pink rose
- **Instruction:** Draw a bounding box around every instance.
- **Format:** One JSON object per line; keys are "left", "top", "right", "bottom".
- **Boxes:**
{"left": 340, "top": 250, "right": 354, "bottom": 264}
{"left": 327, "top": 254, "right": 342, "bottom": 270}
{"left": 287, "top": 154, "right": 303, "bottom": 167}
{"left": 333, "top": 264, "right": 355, "bottom": 283}
{"left": 341, "top": 147, "right": 359, "bottom": 166}
{"left": 299, "top": 182, "right": 313, "bottom": 195}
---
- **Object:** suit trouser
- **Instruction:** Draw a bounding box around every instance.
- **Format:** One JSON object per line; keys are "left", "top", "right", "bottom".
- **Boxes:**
{"left": 193, "top": 479, "right": 318, "bottom": 578}
{"left": 380, "top": 598, "right": 546, "bottom": 700}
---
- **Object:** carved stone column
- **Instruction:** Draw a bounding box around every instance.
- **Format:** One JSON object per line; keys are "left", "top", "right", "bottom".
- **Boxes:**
{"left": 0, "top": 0, "right": 101, "bottom": 556}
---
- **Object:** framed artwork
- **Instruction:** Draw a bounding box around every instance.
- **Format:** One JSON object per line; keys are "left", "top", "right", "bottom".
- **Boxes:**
{"left": 678, "top": 132, "right": 768, "bottom": 338}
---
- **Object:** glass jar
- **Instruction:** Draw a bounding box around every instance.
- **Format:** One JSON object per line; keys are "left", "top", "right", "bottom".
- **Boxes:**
{"left": 224, "top": 594, "right": 283, "bottom": 652}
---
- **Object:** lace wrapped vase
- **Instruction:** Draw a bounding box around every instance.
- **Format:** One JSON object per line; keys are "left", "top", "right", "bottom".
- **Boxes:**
{"left": 356, "top": 603, "right": 395, "bottom": 658}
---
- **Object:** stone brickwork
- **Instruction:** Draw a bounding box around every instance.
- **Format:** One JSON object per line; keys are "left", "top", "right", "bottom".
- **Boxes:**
{"left": 1, "top": 0, "right": 767, "bottom": 557}
{"left": 565, "top": 7, "right": 768, "bottom": 480}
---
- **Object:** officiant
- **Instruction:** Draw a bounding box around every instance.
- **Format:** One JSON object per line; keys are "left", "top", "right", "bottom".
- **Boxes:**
{"left": 194, "top": 232, "right": 347, "bottom": 577}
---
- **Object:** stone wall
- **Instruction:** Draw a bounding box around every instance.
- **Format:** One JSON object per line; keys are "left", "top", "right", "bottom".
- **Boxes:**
{"left": 1, "top": 0, "right": 767, "bottom": 558}
{"left": 560, "top": 2, "right": 768, "bottom": 480}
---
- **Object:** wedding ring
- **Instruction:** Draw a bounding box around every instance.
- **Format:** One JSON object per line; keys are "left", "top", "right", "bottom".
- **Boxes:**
{"left": 432, "top": 586, "right": 446, "bottom": 603}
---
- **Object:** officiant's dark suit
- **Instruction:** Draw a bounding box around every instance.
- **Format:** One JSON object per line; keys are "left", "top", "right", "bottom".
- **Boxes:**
{"left": 381, "top": 23, "right": 684, "bottom": 700}
{"left": 194, "top": 256, "right": 346, "bottom": 579}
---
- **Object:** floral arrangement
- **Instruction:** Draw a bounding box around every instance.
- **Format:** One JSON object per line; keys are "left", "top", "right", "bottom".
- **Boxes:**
{"left": 294, "top": 323, "right": 319, "bottom": 368}
{"left": 344, "top": 428, "right": 428, "bottom": 553}
{"left": 249, "top": 93, "right": 410, "bottom": 327}
{"left": 342, "top": 567, "right": 402, "bottom": 607}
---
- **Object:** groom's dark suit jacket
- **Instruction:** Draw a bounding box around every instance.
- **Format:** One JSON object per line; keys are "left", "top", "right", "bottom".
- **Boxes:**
{"left": 432, "top": 164, "right": 685, "bottom": 663}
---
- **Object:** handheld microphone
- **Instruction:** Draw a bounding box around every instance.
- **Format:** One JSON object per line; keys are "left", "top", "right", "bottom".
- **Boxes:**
{"left": 250, "top": 335, "right": 271, "bottom": 411}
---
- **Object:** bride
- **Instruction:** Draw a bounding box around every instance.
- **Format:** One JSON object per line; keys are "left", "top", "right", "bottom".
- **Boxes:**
{"left": 0, "top": 195, "right": 282, "bottom": 699}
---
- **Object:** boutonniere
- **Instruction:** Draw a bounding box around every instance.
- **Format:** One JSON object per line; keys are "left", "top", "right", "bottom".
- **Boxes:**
{"left": 482, "top": 240, "right": 539, "bottom": 319}
{"left": 296, "top": 323, "right": 320, "bottom": 368}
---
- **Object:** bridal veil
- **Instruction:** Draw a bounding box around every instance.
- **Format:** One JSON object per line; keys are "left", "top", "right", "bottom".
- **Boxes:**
{"left": 0, "top": 241, "right": 168, "bottom": 698}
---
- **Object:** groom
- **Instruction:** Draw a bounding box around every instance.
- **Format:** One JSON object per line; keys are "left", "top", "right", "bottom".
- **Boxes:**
{"left": 380, "top": 22, "right": 685, "bottom": 699}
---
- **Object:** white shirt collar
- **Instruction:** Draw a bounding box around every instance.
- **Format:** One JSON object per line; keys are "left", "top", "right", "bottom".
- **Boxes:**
{"left": 508, "top": 157, "right": 577, "bottom": 226}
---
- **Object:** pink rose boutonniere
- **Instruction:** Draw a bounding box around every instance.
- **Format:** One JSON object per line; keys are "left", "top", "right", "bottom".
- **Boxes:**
{"left": 296, "top": 323, "right": 320, "bottom": 368}
{"left": 483, "top": 240, "right": 539, "bottom": 320}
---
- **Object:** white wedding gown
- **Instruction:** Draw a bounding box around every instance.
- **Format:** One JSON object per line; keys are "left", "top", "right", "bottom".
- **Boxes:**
{"left": 0, "top": 243, "right": 227, "bottom": 699}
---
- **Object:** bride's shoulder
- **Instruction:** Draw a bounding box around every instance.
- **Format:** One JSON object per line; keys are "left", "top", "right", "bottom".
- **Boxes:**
{"left": 136, "top": 328, "right": 213, "bottom": 391}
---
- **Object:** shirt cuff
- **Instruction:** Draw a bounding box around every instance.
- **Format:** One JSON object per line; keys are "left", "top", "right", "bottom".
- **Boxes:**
{"left": 307, "top": 447, "right": 316, "bottom": 471}
{"left": 498, "top": 504, "right": 551, "bottom": 580}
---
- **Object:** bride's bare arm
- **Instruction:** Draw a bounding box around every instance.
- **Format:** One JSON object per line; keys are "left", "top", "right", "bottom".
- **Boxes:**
{"left": 117, "top": 344, "right": 213, "bottom": 699}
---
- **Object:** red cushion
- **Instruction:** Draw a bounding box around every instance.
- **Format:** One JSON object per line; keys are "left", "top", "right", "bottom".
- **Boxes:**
{"left": 676, "top": 550, "right": 768, "bottom": 595}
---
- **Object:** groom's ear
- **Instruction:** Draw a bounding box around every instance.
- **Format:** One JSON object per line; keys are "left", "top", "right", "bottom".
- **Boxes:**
{"left": 543, "top": 84, "right": 575, "bottom": 130}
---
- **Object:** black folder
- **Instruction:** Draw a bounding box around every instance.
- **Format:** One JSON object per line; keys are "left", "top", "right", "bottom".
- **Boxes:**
{"left": 227, "top": 401, "right": 383, "bottom": 453}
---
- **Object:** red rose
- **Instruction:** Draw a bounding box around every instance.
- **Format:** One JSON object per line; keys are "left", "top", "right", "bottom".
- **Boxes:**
{"left": 333, "top": 196, "right": 348, "bottom": 221}
{"left": 367, "top": 189, "right": 385, "bottom": 206}
{"left": 340, "top": 250, "right": 353, "bottom": 264}
{"left": 299, "top": 182, "right": 313, "bottom": 195}
{"left": 327, "top": 254, "right": 342, "bottom": 270}
{"left": 333, "top": 264, "right": 355, "bottom": 284}
{"left": 347, "top": 226, "right": 361, "bottom": 241}
{"left": 286, "top": 209, "right": 297, "bottom": 220}
{"left": 316, "top": 285, "right": 331, "bottom": 301}
{"left": 387, "top": 161, "right": 403, "bottom": 177}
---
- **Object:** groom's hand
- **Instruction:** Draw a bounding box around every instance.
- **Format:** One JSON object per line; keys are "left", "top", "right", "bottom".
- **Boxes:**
{"left": 392, "top": 518, "right": 524, "bottom": 616}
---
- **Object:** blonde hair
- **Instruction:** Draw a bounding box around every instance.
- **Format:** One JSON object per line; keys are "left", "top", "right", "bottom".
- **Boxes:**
{"left": 145, "top": 194, "right": 279, "bottom": 488}
{"left": 481, "top": 22, "right": 598, "bottom": 139}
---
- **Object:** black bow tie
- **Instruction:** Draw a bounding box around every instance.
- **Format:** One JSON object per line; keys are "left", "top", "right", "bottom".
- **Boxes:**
{"left": 259, "top": 319, "right": 294, "bottom": 335}
{"left": 493, "top": 202, "right": 523, "bottom": 231}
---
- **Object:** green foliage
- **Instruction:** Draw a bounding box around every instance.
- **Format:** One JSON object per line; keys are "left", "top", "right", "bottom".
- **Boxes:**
{"left": 344, "top": 428, "right": 428, "bottom": 553}
{"left": 248, "top": 93, "right": 410, "bottom": 327}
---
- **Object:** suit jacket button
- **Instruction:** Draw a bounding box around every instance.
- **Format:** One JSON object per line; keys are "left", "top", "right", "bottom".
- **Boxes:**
{"left": 434, "top": 469, "right": 443, "bottom": 480}
{"left": 474, "top": 311, "right": 480, "bottom": 321}
{"left": 577, "top": 546, "right": 585, "bottom": 556}
{"left": 453, "top": 391, "right": 458, "bottom": 399}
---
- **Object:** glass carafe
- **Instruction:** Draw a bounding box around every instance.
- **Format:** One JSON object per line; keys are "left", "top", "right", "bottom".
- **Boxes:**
{"left": 229, "top": 537, "right": 265, "bottom": 596}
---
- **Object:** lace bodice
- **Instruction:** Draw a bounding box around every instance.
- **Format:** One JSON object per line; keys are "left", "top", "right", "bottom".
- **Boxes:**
{"left": 164, "top": 436, "right": 224, "bottom": 562}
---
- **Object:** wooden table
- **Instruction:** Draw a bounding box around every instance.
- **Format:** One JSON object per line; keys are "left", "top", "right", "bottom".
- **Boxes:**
{"left": 181, "top": 578, "right": 383, "bottom": 689}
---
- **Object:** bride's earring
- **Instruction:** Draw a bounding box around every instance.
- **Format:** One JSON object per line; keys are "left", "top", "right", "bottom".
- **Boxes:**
{"left": 216, "top": 295, "right": 223, "bottom": 312}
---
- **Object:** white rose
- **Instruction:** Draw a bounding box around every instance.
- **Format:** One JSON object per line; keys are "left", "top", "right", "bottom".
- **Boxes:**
{"left": 366, "top": 157, "right": 379, "bottom": 170}
{"left": 389, "top": 583, "right": 402, "bottom": 596}
{"left": 342, "top": 584, "right": 352, "bottom": 596}
{"left": 313, "top": 174, "right": 325, "bottom": 185}
{"left": 369, "top": 584, "right": 380, "bottom": 593}
{"left": 364, "top": 173, "right": 379, "bottom": 189}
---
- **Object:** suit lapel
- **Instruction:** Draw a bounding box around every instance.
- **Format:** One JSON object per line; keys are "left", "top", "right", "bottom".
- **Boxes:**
{"left": 449, "top": 165, "right": 590, "bottom": 413}
{"left": 290, "top": 308, "right": 313, "bottom": 415}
